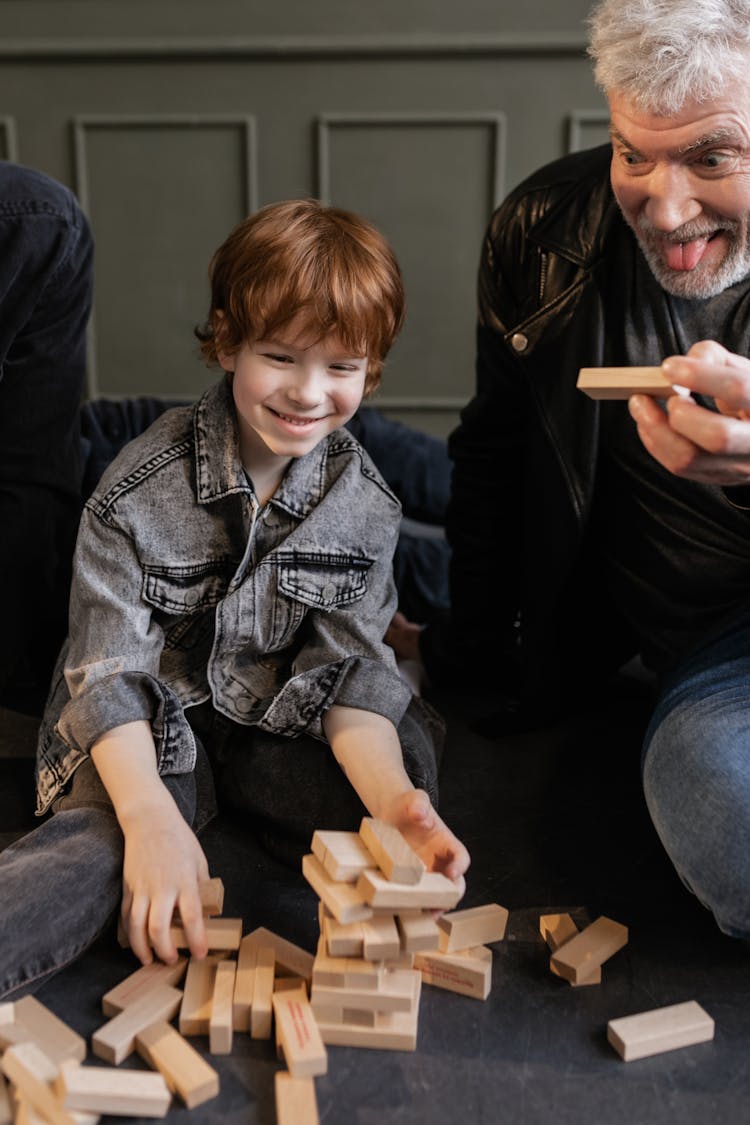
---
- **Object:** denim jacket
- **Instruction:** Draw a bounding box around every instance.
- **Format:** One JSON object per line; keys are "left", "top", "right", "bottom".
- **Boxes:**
{"left": 36, "top": 376, "right": 411, "bottom": 813}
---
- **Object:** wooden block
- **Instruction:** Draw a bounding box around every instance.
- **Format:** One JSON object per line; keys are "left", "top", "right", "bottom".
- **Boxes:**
{"left": 395, "top": 912, "right": 440, "bottom": 953}
{"left": 550, "top": 916, "right": 628, "bottom": 984}
{"left": 361, "top": 914, "right": 400, "bottom": 961}
{"left": 12, "top": 1089, "right": 97, "bottom": 1125}
{"left": 274, "top": 1072, "right": 319, "bottom": 1125}
{"left": 359, "top": 818, "right": 425, "bottom": 884}
{"left": 415, "top": 947, "right": 492, "bottom": 1000}
{"left": 356, "top": 868, "right": 462, "bottom": 911}
{"left": 322, "top": 916, "right": 364, "bottom": 958}
{"left": 1, "top": 1043, "right": 75, "bottom": 1125}
{"left": 310, "top": 831, "right": 375, "bottom": 883}
{"left": 56, "top": 1060, "right": 171, "bottom": 1117}
{"left": 11, "top": 997, "right": 87, "bottom": 1067}
{"left": 239, "top": 927, "right": 314, "bottom": 982}
{"left": 102, "top": 958, "right": 188, "bottom": 1017}
{"left": 577, "top": 366, "right": 679, "bottom": 400}
{"left": 274, "top": 978, "right": 308, "bottom": 997}
{"left": 539, "top": 914, "right": 601, "bottom": 987}
{"left": 607, "top": 1001, "right": 715, "bottom": 1061}
{"left": 315, "top": 1006, "right": 419, "bottom": 1051}
{"left": 272, "top": 993, "right": 327, "bottom": 1078}
{"left": 312, "top": 937, "right": 384, "bottom": 991}
{"left": 233, "top": 938, "right": 257, "bottom": 1033}
{"left": 311, "top": 969, "right": 421, "bottom": 1014}
{"left": 169, "top": 917, "right": 242, "bottom": 952}
{"left": 250, "top": 947, "right": 275, "bottom": 1040}
{"left": 209, "top": 960, "right": 235, "bottom": 1055}
{"left": 0, "top": 1004, "right": 26, "bottom": 1052}
{"left": 437, "top": 904, "right": 508, "bottom": 953}
{"left": 92, "top": 983, "right": 182, "bottom": 1064}
{"left": 179, "top": 956, "right": 220, "bottom": 1036}
{"left": 302, "top": 855, "right": 374, "bottom": 924}
{"left": 198, "top": 877, "right": 224, "bottom": 916}
{"left": 135, "top": 1020, "right": 219, "bottom": 1108}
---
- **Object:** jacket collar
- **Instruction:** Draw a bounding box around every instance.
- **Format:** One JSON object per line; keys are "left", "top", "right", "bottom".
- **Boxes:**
{"left": 192, "top": 374, "right": 329, "bottom": 518}
{"left": 527, "top": 145, "right": 621, "bottom": 269}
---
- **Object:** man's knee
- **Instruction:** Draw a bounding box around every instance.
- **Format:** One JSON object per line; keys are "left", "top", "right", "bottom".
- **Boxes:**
{"left": 644, "top": 702, "right": 750, "bottom": 937}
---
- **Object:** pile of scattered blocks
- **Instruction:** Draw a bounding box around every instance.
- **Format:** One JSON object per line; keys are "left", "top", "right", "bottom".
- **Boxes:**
{"left": 0, "top": 828, "right": 717, "bottom": 1125}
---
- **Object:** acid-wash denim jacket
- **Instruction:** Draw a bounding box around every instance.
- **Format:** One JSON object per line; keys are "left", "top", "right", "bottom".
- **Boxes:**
{"left": 36, "top": 376, "right": 411, "bottom": 813}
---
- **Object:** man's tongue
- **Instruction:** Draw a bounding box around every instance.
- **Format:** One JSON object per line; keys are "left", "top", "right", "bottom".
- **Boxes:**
{"left": 665, "top": 236, "right": 711, "bottom": 270}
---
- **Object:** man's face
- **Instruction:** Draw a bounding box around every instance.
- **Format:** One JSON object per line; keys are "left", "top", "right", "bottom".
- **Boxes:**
{"left": 609, "top": 80, "right": 750, "bottom": 298}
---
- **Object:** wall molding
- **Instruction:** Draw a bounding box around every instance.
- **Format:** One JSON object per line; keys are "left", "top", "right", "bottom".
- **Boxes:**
{"left": 0, "top": 32, "right": 588, "bottom": 61}
{"left": 72, "top": 113, "right": 257, "bottom": 398}
{"left": 316, "top": 111, "right": 507, "bottom": 208}
{"left": 567, "top": 109, "right": 609, "bottom": 152}
{"left": 0, "top": 116, "right": 18, "bottom": 161}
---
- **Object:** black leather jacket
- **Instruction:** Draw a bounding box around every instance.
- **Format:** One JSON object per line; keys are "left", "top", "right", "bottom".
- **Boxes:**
{"left": 423, "top": 144, "right": 633, "bottom": 714}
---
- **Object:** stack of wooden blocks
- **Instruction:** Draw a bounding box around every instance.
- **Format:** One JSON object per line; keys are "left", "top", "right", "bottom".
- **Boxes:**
{"left": 304, "top": 818, "right": 508, "bottom": 1050}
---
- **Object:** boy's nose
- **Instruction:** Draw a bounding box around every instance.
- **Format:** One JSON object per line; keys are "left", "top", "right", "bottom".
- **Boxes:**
{"left": 288, "top": 371, "right": 325, "bottom": 407}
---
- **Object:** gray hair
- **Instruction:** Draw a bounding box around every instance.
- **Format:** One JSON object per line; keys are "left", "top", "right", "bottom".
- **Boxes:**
{"left": 588, "top": 0, "right": 750, "bottom": 113}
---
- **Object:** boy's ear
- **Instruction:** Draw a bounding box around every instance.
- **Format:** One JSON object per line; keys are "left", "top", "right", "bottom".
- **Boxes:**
{"left": 213, "top": 310, "right": 234, "bottom": 372}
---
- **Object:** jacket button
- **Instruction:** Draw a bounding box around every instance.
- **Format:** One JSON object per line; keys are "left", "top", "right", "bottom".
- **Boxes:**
{"left": 511, "top": 332, "right": 529, "bottom": 353}
{"left": 322, "top": 583, "right": 337, "bottom": 601}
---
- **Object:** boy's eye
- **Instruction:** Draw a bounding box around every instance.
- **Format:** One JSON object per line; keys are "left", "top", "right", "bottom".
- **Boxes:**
{"left": 264, "top": 352, "right": 293, "bottom": 364}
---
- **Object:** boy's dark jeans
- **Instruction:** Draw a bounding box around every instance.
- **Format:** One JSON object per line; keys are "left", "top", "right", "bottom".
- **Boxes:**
{"left": 0, "top": 698, "right": 442, "bottom": 999}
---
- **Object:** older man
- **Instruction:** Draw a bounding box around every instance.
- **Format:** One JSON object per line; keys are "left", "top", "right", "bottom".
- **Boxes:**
{"left": 416, "top": 0, "right": 750, "bottom": 938}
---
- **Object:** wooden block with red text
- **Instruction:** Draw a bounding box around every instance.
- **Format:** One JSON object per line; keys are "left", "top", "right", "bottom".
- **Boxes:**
{"left": 208, "top": 960, "right": 235, "bottom": 1055}
{"left": 311, "top": 831, "right": 375, "bottom": 883}
{"left": 437, "top": 904, "right": 508, "bottom": 953}
{"left": 92, "top": 984, "right": 183, "bottom": 1065}
{"left": 607, "top": 1001, "right": 715, "bottom": 1061}
{"left": 272, "top": 992, "right": 327, "bottom": 1078}
{"left": 550, "top": 916, "right": 628, "bottom": 985}
{"left": 539, "top": 913, "right": 601, "bottom": 986}
{"left": 274, "top": 1072, "right": 319, "bottom": 1125}
{"left": 577, "top": 366, "right": 679, "bottom": 399}
{"left": 358, "top": 818, "right": 425, "bottom": 884}
{"left": 414, "top": 946, "right": 492, "bottom": 1000}
{"left": 102, "top": 959, "right": 188, "bottom": 1017}
{"left": 135, "top": 1021, "right": 219, "bottom": 1109}
{"left": 56, "top": 1060, "right": 171, "bottom": 1118}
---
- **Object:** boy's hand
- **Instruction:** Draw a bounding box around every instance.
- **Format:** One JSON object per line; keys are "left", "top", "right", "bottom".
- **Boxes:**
{"left": 120, "top": 797, "right": 210, "bottom": 965}
{"left": 381, "top": 788, "right": 470, "bottom": 899}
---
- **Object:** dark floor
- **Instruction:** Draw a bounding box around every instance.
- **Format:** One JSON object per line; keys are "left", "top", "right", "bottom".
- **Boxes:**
{"left": 1, "top": 684, "right": 748, "bottom": 1125}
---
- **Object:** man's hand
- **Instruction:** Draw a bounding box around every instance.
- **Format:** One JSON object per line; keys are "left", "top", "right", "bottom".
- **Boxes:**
{"left": 628, "top": 340, "right": 750, "bottom": 484}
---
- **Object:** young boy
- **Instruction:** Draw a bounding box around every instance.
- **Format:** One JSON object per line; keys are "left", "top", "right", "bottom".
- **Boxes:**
{"left": 0, "top": 199, "right": 468, "bottom": 994}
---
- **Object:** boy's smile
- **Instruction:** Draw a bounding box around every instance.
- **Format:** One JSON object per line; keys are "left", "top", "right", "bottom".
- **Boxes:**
{"left": 220, "top": 316, "right": 368, "bottom": 489}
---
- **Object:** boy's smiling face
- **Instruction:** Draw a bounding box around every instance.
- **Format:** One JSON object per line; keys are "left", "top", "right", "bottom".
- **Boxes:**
{"left": 221, "top": 314, "right": 368, "bottom": 474}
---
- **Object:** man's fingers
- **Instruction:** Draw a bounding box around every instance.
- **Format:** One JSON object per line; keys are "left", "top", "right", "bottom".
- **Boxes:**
{"left": 667, "top": 395, "right": 750, "bottom": 456}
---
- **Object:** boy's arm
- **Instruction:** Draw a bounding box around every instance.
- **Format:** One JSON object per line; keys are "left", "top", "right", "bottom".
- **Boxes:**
{"left": 322, "top": 704, "right": 470, "bottom": 888}
{"left": 91, "top": 720, "right": 209, "bottom": 965}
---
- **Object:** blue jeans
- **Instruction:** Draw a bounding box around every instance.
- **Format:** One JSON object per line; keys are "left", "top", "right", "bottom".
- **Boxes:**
{"left": 643, "top": 614, "right": 750, "bottom": 939}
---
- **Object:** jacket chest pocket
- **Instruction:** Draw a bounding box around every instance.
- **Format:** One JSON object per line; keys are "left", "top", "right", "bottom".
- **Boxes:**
{"left": 142, "top": 561, "right": 233, "bottom": 615}
{"left": 267, "top": 551, "right": 373, "bottom": 647}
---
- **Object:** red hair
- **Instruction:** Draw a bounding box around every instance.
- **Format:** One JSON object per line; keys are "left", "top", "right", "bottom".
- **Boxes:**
{"left": 196, "top": 199, "right": 405, "bottom": 395}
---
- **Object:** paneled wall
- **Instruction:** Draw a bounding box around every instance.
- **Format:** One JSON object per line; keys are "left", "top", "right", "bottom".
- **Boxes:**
{"left": 0, "top": 0, "right": 609, "bottom": 434}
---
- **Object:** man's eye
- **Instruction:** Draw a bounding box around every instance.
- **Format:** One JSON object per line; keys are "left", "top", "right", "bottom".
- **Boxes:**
{"left": 621, "top": 151, "right": 644, "bottom": 166}
{"left": 698, "top": 151, "right": 731, "bottom": 169}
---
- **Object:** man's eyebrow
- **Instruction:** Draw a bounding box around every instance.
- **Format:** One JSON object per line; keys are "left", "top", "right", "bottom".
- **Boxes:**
{"left": 609, "top": 126, "right": 638, "bottom": 152}
{"left": 675, "top": 129, "right": 744, "bottom": 155}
